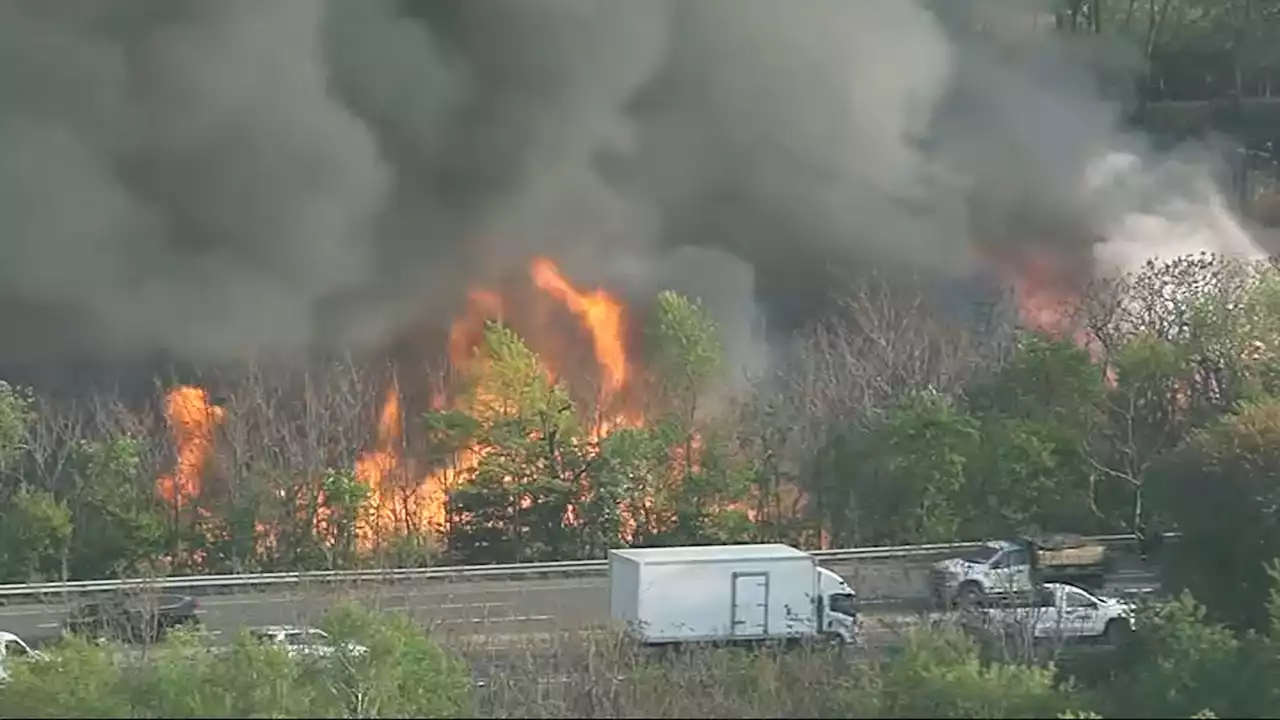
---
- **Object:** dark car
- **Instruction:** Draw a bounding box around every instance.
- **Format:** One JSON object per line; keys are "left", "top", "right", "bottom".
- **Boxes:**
{"left": 65, "top": 593, "right": 202, "bottom": 644}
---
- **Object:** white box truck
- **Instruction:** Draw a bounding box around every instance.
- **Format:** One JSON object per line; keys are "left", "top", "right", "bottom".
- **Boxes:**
{"left": 608, "top": 543, "right": 859, "bottom": 647}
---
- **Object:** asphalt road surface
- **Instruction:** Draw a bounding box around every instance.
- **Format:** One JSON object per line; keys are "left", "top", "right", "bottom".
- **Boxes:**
{"left": 0, "top": 555, "right": 1160, "bottom": 649}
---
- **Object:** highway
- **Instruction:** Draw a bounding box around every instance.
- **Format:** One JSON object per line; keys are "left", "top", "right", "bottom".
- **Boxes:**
{"left": 0, "top": 554, "right": 1160, "bottom": 649}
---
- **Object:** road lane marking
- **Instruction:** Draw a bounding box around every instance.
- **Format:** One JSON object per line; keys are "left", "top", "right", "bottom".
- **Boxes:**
{"left": 442, "top": 615, "right": 555, "bottom": 625}
{"left": 0, "top": 609, "right": 59, "bottom": 618}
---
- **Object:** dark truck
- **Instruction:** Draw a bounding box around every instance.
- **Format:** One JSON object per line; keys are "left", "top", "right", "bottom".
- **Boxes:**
{"left": 929, "top": 534, "right": 1113, "bottom": 608}
{"left": 64, "top": 593, "right": 202, "bottom": 644}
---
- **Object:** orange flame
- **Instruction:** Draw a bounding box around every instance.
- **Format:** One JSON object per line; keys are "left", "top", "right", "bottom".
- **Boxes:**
{"left": 1005, "top": 250, "right": 1115, "bottom": 385}
{"left": 158, "top": 257, "right": 692, "bottom": 556}
{"left": 529, "top": 258, "right": 629, "bottom": 399}
{"left": 353, "top": 382, "right": 450, "bottom": 549}
{"left": 156, "top": 385, "right": 225, "bottom": 510}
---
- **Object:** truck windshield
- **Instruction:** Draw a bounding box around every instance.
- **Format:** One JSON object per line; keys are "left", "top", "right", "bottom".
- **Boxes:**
{"left": 959, "top": 545, "right": 1001, "bottom": 564}
{"left": 829, "top": 593, "right": 857, "bottom": 617}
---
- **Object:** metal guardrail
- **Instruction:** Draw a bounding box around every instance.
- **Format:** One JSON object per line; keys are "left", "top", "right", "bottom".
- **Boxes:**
{"left": 0, "top": 532, "right": 1178, "bottom": 598}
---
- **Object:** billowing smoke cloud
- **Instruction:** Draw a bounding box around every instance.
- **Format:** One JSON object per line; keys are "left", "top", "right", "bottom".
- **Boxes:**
{"left": 0, "top": 0, "right": 1264, "bottom": 376}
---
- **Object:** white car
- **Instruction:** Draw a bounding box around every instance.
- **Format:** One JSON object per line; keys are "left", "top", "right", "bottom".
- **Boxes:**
{"left": 247, "top": 625, "right": 368, "bottom": 660}
{"left": 0, "top": 631, "right": 48, "bottom": 682}
{"left": 967, "top": 582, "right": 1137, "bottom": 645}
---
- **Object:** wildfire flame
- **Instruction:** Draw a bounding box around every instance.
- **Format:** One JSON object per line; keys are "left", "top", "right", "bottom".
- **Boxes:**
{"left": 350, "top": 256, "right": 643, "bottom": 546}
{"left": 154, "top": 256, "right": 703, "bottom": 552}
{"left": 529, "top": 258, "right": 629, "bottom": 398}
{"left": 156, "top": 385, "right": 224, "bottom": 511}
{"left": 1006, "top": 250, "right": 1116, "bottom": 385}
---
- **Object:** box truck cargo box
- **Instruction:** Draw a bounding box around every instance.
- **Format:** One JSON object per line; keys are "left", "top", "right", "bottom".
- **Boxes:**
{"left": 608, "top": 544, "right": 858, "bottom": 646}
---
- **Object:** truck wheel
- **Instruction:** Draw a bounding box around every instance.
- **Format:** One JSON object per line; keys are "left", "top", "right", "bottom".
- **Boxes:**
{"left": 1104, "top": 619, "right": 1132, "bottom": 646}
{"left": 823, "top": 632, "right": 848, "bottom": 648}
{"left": 955, "top": 582, "right": 984, "bottom": 609}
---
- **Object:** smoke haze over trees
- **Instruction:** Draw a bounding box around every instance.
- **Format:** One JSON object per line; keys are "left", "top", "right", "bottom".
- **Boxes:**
{"left": 0, "top": 0, "right": 1267, "bottom": 383}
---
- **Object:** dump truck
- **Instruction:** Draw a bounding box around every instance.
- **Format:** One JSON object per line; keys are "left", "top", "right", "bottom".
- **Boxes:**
{"left": 608, "top": 543, "right": 859, "bottom": 647}
{"left": 929, "top": 534, "right": 1112, "bottom": 608}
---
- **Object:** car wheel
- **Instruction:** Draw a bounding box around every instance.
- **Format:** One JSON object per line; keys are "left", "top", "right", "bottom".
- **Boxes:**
{"left": 956, "top": 582, "right": 984, "bottom": 609}
{"left": 1104, "top": 619, "right": 1132, "bottom": 646}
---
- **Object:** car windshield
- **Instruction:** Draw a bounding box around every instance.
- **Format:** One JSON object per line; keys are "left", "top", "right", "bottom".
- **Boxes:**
{"left": 284, "top": 630, "right": 328, "bottom": 647}
{"left": 958, "top": 545, "right": 1001, "bottom": 564}
{"left": 2, "top": 640, "right": 29, "bottom": 657}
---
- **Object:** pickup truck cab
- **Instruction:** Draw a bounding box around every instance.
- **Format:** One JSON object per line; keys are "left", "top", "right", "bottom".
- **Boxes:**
{"left": 248, "top": 625, "right": 368, "bottom": 660}
{"left": 0, "top": 631, "right": 48, "bottom": 683}
{"left": 966, "top": 582, "right": 1136, "bottom": 646}
{"left": 930, "top": 535, "right": 1110, "bottom": 607}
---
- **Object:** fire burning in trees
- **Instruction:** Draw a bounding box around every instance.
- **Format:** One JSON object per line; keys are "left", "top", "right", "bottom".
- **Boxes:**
{"left": 155, "top": 385, "right": 224, "bottom": 511}
{"left": 153, "top": 249, "right": 1111, "bottom": 551}
{"left": 156, "top": 257, "right": 649, "bottom": 548}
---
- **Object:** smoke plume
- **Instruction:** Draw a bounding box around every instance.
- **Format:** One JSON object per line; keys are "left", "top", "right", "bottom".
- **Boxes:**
{"left": 0, "top": 0, "right": 1264, "bottom": 377}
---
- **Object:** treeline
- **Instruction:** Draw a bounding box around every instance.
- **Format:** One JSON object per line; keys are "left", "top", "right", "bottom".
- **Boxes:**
{"left": 4, "top": 256, "right": 1280, "bottom": 622}
{"left": 2, "top": 585, "right": 1277, "bottom": 718}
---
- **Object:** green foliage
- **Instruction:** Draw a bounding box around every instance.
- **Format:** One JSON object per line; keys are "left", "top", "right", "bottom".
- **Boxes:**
{"left": 648, "top": 290, "right": 724, "bottom": 420}
{"left": 317, "top": 602, "right": 472, "bottom": 718}
{"left": 1152, "top": 399, "right": 1280, "bottom": 630}
{"left": 1104, "top": 593, "right": 1251, "bottom": 717}
{"left": 448, "top": 321, "right": 593, "bottom": 563}
{"left": 0, "top": 485, "right": 71, "bottom": 582}
{"left": 820, "top": 388, "right": 979, "bottom": 545}
{"left": 0, "top": 604, "right": 469, "bottom": 719}
{"left": 0, "top": 634, "right": 133, "bottom": 718}
{"left": 63, "top": 437, "right": 167, "bottom": 580}
{"left": 0, "top": 382, "right": 33, "bottom": 476}
{"left": 969, "top": 332, "right": 1104, "bottom": 428}
{"left": 967, "top": 333, "right": 1106, "bottom": 534}
{"left": 466, "top": 321, "right": 574, "bottom": 424}
{"left": 878, "top": 627, "right": 1074, "bottom": 718}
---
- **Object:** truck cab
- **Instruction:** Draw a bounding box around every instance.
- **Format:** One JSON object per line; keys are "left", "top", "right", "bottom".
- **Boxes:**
{"left": 930, "top": 540, "right": 1032, "bottom": 606}
{"left": 930, "top": 535, "right": 1109, "bottom": 608}
{"left": 0, "top": 631, "right": 46, "bottom": 683}
{"left": 816, "top": 566, "right": 859, "bottom": 643}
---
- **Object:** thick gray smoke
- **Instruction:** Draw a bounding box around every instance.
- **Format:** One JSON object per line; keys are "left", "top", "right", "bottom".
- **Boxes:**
{"left": 0, "top": 0, "right": 1263, "bottom": 377}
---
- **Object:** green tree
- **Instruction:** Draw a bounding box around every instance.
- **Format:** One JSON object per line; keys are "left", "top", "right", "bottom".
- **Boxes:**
{"left": 319, "top": 467, "right": 370, "bottom": 568}
{"left": 0, "top": 634, "right": 133, "bottom": 718}
{"left": 645, "top": 290, "right": 739, "bottom": 530}
{"left": 967, "top": 333, "right": 1107, "bottom": 534}
{"left": 1100, "top": 592, "right": 1265, "bottom": 718}
{"left": 1151, "top": 398, "right": 1280, "bottom": 630}
{"left": 63, "top": 437, "right": 167, "bottom": 581}
{"left": 447, "top": 322, "right": 593, "bottom": 563}
{"left": 878, "top": 626, "right": 1076, "bottom": 718}
{"left": 317, "top": 602, "right": 472, "bottom": 717}
{"left": 647, "top": 290, "right": 725, "bottom": 428}
{"left": 817, "top": 388, "right": 979, "bottom": 545}
{"left": 0, "top": 381, "right": 33, "bottom": 480}
{"left": 0, "top": 485, "right": 72, "bottom": 583}
{"left": 0, "top": 603, "right": 470, "bottom": 718}
{"left": 1086, "top": 333, "right": 1197, "bottom": 532}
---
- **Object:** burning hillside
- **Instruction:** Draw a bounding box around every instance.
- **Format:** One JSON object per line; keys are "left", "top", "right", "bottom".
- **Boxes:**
{"left": 151, "top": 241, "right": 1122, "bottom": 558}
{"left": 155, "top": 257, "right": 653, "bottom": 550}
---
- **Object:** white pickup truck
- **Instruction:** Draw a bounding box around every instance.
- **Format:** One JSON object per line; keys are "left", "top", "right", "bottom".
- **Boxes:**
{"left": 964, "top": 582, "right": 1136, "bottom": 646}
{"left": 930, "top": 536, "right": 1111, "bottom": 607}
{"left": 0, "top": 631, "right": 47, "bottom": 683}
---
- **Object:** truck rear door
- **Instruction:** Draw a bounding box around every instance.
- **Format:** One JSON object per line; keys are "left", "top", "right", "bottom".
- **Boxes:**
{"left": 731, "top": 572, "right": 770, "bottom": 636}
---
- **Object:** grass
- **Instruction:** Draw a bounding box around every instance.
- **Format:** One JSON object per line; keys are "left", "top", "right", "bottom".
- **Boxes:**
{"left": 450, "top": 627, "right": 876, "bottom": 718}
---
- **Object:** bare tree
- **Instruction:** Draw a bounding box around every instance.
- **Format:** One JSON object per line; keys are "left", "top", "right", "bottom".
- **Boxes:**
{"left": 734, "top": 273, "right": 1011, "bottom": 546}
